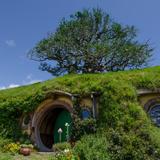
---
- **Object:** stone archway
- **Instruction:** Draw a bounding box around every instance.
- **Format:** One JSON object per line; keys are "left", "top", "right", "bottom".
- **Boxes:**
{"left": 31, "top": 99, "right": 73, "bottom": 151}
{"left": 144, "top": 97, "right": 160, "bottom": 112}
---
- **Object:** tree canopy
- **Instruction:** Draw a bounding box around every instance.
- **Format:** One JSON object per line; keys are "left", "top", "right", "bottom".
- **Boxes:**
{"left": 29, "top": 8, "right": 153, "bottom": 76}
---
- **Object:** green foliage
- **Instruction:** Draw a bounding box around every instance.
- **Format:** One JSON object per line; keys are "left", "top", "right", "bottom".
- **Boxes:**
{"left": 106, "top": 128, "right": 160, "bottom": 160}
{"left": 2, "top": 143, "right": 20, "bottom": 154}
{"left": 18, "top": 134, "right": 32, "bottom": 145}
{"left": 74, "top": 134, "right": 109, "bottom": 160}
{"left": 54, "top": 151, "right": 79, "bottom": 160}
{"left": 0, "top": 90, "right": 45, "bottom": 139}
{"left": 0, "top": 153, "right": 12, "bottom": 160}
{"left": 1, "top": 67, "right": 160, "bottom": 158}
{"left": 53, "top": 142, "right": 71, "bottom": 152}
{"left": 71, "top": 117, "right": 97, "bottom": 141}
{"left": 97, "top": 78, "right": 160, "bottom": 159}
{"left": 0, "top": 137, "right": 12, "bottom": 150}
{"left": 29, "top": 8, "right": 152, "bottom": 76}
{"left": 71, "top": 106, "right": 97, "bottom": 141}
{"left": 20, "top": 144, "right": 34, "bottom": 149}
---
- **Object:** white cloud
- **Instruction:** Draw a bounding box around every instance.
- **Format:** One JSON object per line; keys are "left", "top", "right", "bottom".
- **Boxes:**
{"left": 0, "top": 86, "right": 6, "bottom": 90}
{"left": 0, "top": 84, "right": 20, "bottom": 90}
{"left": 26, "top": 74, "right": 32, "bottom": 80}
{"left": 24, "top": 74, "right": 41, "bottom": 85}
{"left": 8, "top": 84, "right": 20, "bottom": 88}
{"left": 0, "top": 74, "right": 42, "bottom": 90}
{"left": 28, "top": 79, "right": 41, "bottom": 84}
{"left": 5, "top": 40, "right": 16, "bottom": 47}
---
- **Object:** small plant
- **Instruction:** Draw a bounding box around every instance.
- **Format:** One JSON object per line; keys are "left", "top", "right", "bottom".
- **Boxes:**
{"left": 20, "top": 144, "right": 34, "bottom": 149}
{"left": 55, "top": 151, "right": 79, "bottom": 160}
{"left": 0, "top": 137, "right": 11, "bottom": 150}
{"left": 74, "top": 134, "right": 109, "bottom": 160}
{"left": 2, "top": 142, "right": 21, "bottom": 154}
{"left": 71, "top": 116, "right": 97, "bottom": 141}
{"left": 53, "top": 142, "right": 71, "bottom": 152}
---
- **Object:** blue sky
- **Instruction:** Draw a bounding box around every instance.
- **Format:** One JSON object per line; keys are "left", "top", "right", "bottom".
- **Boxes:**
{"left": 0, "top": 0, "right": 160, "bottom": 89}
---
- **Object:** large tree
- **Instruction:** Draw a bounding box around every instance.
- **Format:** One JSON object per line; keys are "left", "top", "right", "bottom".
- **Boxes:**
{"left": 29, "top": 8, "right": 152, "bottom": 76}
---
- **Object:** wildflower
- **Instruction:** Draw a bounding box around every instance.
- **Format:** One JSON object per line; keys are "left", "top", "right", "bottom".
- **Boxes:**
{"left": 64, "top": 149, "right": 70, "bottom": 153}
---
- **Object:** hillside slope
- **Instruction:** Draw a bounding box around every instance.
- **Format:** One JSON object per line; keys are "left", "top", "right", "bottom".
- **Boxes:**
{"left": 1, "top": 66, "right": 160, "bottom": 159}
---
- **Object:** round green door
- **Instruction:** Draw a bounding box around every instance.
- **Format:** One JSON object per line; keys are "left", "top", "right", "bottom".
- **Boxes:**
{"left": 54, "top": 110, "right": 72, "bottom": 144}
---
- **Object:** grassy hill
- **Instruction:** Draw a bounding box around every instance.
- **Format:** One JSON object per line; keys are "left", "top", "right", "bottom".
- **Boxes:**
{"left": 1, "top": 66, "right": 160, "bottom": 159}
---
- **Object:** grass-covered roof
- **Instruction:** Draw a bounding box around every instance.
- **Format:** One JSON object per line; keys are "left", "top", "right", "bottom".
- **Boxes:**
{"left": 1, "top": 66, "right": 160, "bottom": 159}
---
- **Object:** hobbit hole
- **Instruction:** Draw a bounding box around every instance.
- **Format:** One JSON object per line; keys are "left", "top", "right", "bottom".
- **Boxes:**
{"left": 39, "top": 107, "right": 72, "bottom": 149}
{"left": 22, "top": 91, "right": 97, "bottom": 151}
{"left": 138, "top": 89, "right": 160, "bottom": 127}
{"left": 23, "top": 91, "right": 72, "bottom": 151}
{"left": 19, "top": 89, "right": 160, "bottom": 151}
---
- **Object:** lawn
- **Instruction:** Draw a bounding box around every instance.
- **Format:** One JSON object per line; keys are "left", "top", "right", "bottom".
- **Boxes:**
{"left": 0, "top": 152, "right": 55, "bottom": 160}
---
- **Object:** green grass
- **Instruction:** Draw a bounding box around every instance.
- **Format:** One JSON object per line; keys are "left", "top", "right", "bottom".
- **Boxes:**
{"left": 0, "top": 152, "right": 55, "bottom": 160}
{"left": 1, "top": 66, "right": 160, "bottom": 159}
{"left": 0, "top": 66, "right": 160, "bottom": 98}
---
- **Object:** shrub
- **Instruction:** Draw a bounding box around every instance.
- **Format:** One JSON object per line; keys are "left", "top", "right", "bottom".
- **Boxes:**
{"left": 107, "top": 128, "right": 152, "bottom": 160}
{"left": 98, "top": 83, "right": 160, "bottom": 160}
{"left": 55, "top": 151, "right": 79, "bottom": 160}
{"left": 53, "top": 142, "right": 71, "bottom": 152}
{"left": 71, "top": 109, "right": 97, "bottom": 141}
{"left": 74, "top": 134, "right": 110, "bottom": 160}
{"left": 0, "top": 137, "right": 11, "bottom": 150}
{"left": 20, "top": 144, "right": 34, "bottom": 149}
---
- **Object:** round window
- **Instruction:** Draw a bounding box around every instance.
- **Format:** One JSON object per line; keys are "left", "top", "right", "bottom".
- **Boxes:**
{"left": 23, "top": 115, "right": 31, "bottom": 126}
{"left": 82, "top": 109, "right": 91, "bottom": 119}
{"left": 149, "top": 104, "right": 160, "bottom": 127}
